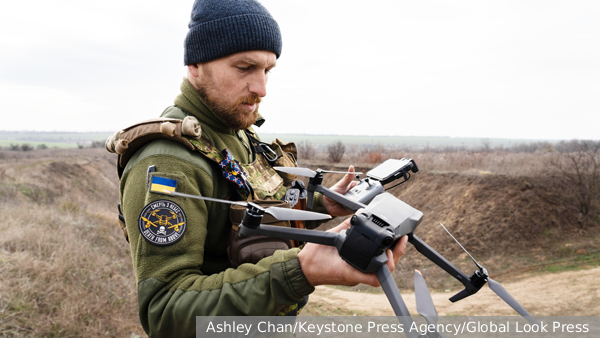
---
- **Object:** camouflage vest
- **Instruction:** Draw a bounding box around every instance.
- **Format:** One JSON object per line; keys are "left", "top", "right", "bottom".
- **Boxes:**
{"left": 186, "top": 134, "right": 288, "bottom": 201}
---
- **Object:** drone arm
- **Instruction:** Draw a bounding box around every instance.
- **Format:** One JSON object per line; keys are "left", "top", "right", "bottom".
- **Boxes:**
{"left": 408, "top": 234, "right": 473, "bottom": 289}
{"left": 376, "top": 265, "right": 419, "bottom": 338}
{"left": 238, "top": 224, "right": 339, "bottom": 246}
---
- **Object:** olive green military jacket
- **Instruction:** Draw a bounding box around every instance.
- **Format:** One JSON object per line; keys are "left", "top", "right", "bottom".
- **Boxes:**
{"left": 120, "top": 79, "right": 325, "bottom": 337}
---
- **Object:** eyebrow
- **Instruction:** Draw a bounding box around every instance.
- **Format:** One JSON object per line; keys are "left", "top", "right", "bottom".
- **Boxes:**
{"left": 239, "top": 58, "right": 277, "bottom": 68}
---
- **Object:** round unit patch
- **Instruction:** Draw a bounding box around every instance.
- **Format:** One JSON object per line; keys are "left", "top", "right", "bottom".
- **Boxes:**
{"left": 138, "top": 200, "right": 187, "bottom": 246}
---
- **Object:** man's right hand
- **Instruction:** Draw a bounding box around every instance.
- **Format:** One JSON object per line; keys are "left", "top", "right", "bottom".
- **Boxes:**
{"left": 297, "top": 217, "right": 408, "bottom": 287}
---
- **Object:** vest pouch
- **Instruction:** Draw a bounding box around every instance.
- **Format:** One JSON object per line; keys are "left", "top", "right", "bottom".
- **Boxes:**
{"left": 267, "top": 138, "right": 298, "bottom": 186}
{"left": 228, "top": 200, "right": 294, "bottom": 268}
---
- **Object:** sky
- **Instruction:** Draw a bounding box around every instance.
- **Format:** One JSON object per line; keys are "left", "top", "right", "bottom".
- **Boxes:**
{"left": 0, "top": 0, "right": 598, "bottom": 140}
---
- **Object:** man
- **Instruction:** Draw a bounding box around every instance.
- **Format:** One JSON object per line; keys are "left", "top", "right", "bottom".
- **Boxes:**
{"left": 118, "top": 0, "right": 407, "bottom": 336}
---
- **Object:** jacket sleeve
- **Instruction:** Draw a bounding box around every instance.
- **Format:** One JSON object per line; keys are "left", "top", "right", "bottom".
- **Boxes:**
{"left": 120, "top": 143, "right": 314, "bottom": 338}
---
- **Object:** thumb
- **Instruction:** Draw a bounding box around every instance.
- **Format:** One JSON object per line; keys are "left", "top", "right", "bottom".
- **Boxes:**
{"left": 337, "top": 165, "right": 355, "bottom": 187}
{"left": 328, "top": 217, "right": 352, "bottom": 233}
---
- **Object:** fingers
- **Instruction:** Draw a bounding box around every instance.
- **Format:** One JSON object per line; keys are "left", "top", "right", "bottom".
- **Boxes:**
{"left": 385, "top": 235, "right": 409, "bottom": 273}
{"left": 386, "top": 249, "right": 395, "bottom": 272}
{"left": 392, "top": 235, "right": 409, "bottom": 266}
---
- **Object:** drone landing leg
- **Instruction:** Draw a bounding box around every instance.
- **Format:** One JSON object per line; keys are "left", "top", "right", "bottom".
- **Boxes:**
{"left": 376, "top": 265, "right": 419, "bottom": 338}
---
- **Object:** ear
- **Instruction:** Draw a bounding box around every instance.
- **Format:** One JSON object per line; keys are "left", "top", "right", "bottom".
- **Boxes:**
{"left": 187, "top": 64, "right": 200, "bottom": 78}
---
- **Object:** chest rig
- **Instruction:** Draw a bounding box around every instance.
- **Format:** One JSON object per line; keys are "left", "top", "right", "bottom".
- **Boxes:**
{"left": 186, "top": 132, "right": 289, "bottom": 202}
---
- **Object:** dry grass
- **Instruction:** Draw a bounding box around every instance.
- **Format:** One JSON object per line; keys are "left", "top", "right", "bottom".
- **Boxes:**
{"left": 0, "top": 149, "right": 143, "bottom": 337}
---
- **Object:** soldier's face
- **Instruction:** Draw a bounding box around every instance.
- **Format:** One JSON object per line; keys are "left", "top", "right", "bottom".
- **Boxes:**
{"left": 189, "top": 50, "right": 276, "bottom": 130}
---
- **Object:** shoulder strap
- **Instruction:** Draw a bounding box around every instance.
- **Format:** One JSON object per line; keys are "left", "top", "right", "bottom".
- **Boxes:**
{"left": 186, "top": 136, "right": 254, "bottom": 201}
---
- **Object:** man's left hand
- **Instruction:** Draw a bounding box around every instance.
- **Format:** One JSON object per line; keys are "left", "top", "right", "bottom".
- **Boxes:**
{"left": 323, "top": 165, "right": 358, "bottom": 216}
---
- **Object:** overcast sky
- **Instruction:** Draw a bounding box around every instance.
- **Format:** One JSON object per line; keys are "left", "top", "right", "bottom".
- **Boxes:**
{"left": 1, "top": 0, "right": 598, "bottom": 139}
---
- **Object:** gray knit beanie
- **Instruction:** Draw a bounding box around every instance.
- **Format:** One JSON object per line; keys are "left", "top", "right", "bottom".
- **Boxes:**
{"left": 184, "top": 0, "right": 282, "bottom": 65}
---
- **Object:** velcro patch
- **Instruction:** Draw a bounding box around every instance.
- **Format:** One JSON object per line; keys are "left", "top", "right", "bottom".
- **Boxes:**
{"left": 138, "top": 200, "right": 186, "bottom": 246}
{"left": 149, "top": 176, "right": 177, "bottom": 194}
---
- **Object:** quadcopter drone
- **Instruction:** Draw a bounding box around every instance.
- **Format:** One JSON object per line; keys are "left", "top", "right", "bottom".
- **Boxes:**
{"left": 158, "top": 158, "right": 537, "bottom": 338}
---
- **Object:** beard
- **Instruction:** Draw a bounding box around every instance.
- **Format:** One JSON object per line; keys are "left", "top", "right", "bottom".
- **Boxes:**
{"left": 193, "top": 75, "right": 261, "bottom": 130}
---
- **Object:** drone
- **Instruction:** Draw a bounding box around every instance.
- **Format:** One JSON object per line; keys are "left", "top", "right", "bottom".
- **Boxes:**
{"left": 158, "top": 158, "right": 537, "bottom": 338}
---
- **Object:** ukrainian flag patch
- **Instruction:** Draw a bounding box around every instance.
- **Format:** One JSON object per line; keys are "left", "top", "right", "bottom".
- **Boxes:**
{"left": 150, "top": 176, "right": 177, "bottom": 194}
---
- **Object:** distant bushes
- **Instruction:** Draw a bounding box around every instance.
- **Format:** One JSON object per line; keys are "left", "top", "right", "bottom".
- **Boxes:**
{"left": 91, "top": 140, "right": 104, "bottom": 148}
{"left": 297, "top": 140, "right": 316, "bottom": 160}
{"left": 327, "top": 140, "right": 346, "bottom": 163}
{"left": 549, "top": 140, "right": 600, "bottom": 229}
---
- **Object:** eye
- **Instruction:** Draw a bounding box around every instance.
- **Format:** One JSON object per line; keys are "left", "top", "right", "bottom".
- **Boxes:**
{"left": 237, "top": 66, "right": 250, "bottom": 72}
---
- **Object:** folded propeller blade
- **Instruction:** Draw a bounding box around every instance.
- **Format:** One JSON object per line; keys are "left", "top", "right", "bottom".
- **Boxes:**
{"left": 265, "top": 207, "right": 332, "bottom": 221}
{"left": 487, "top": 277, "right": 538, "bottom": 325}
{"left": 273, "top": 167, "right": 317, "bottom": 178}
{"left": 414, "top": 270, "right": 438, "bottom": 321}
{"left": 274, "top": 167, "right": 363, "bottom": 178}
{"left": 161, "top": 190, "right": 331, "bottom": 221}
{"left": 321, "top": 170, "right": 363, "bottom": 175}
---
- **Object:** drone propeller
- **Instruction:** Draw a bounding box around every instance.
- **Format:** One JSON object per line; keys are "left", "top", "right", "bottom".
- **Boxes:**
{"left": 439, "top": 223, "right": 538, "bottom": 325}
{"left": 414, "top": 270, "right": 438, "bottom": 320}
{"left": 273, "top": 166, "right": 362, "bottom": 178}
{"left": 161, "top": 190, "right": 331, "bottom": 221}
{"left": 415, "top": 270, "right": 446, "bottom": 338}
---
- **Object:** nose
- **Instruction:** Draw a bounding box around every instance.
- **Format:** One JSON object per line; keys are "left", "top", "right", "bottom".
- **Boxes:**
{"left": 248, "top": 72, "right": 268, "bottom": 97}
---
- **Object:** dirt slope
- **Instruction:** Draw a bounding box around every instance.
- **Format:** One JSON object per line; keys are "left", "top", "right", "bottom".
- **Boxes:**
{"left": 306, "top": 166, "right": 598, "bottom": 291}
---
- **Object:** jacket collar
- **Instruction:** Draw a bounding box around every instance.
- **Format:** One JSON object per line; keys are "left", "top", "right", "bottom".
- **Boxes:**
{"left": 174, "top": 78, "right": 265, "bottom": 134}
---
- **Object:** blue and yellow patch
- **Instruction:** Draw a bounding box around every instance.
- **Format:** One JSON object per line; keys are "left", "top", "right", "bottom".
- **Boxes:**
{"left": 138, "top": 200, "right": 187, "bottom": 246}
{"left": 149, "top": 176, "right": 177, "bottom": 194}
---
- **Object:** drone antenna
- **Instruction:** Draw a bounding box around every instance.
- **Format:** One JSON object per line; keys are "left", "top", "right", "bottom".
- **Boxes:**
{"left": 439, "top": 223, "right": 483, "bottom": 270}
